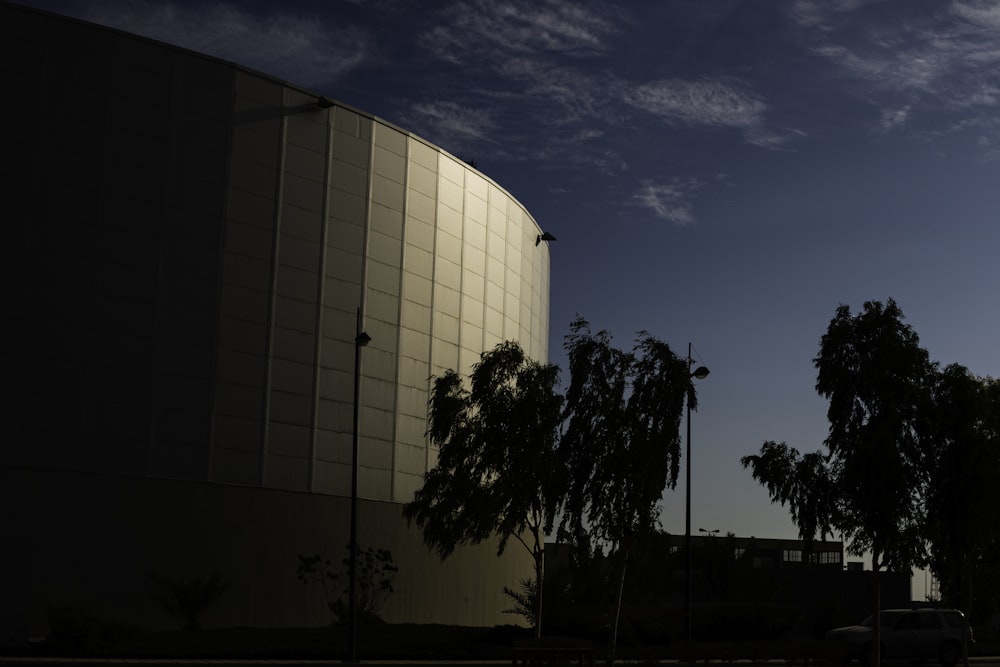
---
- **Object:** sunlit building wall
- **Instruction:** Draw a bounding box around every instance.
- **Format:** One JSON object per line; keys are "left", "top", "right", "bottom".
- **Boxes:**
{"left": 3, "top": 4, "right": 548, "bottom": 640}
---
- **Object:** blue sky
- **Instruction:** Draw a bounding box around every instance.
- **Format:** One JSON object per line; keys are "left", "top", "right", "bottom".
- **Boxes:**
{"left": 24, "top": 0, "right": 1000, "bottom": 569}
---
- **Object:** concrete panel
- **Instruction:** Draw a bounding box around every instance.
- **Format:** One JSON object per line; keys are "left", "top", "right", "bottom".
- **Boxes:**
{"left": 212, "top": 414, "right": 263, "bottom": 452}
{"left": 373, "top": 123, "right": 407, "bottom": 156}
{"left": 373, "top": 144, "right": 406, "bottom": 184}
{"left": 212, "top": 446, "right": 261, "bottom": 485}
{"left": 266, "top": 453, "right": 310, "bottom": 491}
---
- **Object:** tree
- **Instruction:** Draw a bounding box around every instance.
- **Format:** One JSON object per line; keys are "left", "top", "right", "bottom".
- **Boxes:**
{"left": 924, "top": 366, "right": 1000, "bottom": 650}
{"left": 743, "top": 299, "right": 935, "bottom": 667}
{"left": 558, "top": 317, "right": 693, "bottom": 662}
{"left": 815, "top": 299, "right": 934, "bottom": 576}
{"left": 402, "top": 341, "right": 563, "bottom": 638}
{"left": 740, "top": 441, "right": 838, "bottom": 558}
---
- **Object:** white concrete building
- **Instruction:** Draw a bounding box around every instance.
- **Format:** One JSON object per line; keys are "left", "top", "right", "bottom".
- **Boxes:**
{"left": 4, "top": 3, "right": 550, "bottom": 641}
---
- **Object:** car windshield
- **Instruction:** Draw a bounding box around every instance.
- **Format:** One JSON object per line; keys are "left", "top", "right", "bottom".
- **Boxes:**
{"left": 860, "top": 611, "right": 903, "bottom": 627}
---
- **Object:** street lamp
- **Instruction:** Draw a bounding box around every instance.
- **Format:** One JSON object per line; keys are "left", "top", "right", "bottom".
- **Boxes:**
{"left": 349, "top": 308, "right": 370, "bottom": 664}
{"left": 685, "top": 342, "right": 709, "bottom": 643}
{"left": 535, "top": 231, "right": 557, "bottom": 246}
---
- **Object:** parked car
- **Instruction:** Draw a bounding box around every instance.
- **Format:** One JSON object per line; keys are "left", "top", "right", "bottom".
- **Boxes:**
{"left": 825, "top": 608, "right": 973, "bottom": 667}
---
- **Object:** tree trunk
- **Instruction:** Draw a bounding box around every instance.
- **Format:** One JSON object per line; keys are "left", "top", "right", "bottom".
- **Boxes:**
{"left": 607, "top": 548, "right": 629, "bottom": 667}
{"left": 962, "top": 554, "right": 972, "bottom": 667}
{"left": 534, "top": 532, "right": 544, "bottom": 640}
{"left": 872, "top": 556, "right": 882, "bottom": 667}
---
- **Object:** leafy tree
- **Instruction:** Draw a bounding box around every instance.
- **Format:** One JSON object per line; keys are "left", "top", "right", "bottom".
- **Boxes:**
{"left": 743, "top": 299, "right": 935, "bottom": 667}
{"left": 924, "top": 367, "right": 1000, "bottom": 632}
{"left": 403, "top": 341, "right": 563, "bottom": 638}
{"left": 558, "top": 317, "right": 693, "bottom": 662}
{"left": 740, "top": 442, "right": 838, "bottom": 559}
{"left": 815, "top": 299, "right": 934, "bottom": 576}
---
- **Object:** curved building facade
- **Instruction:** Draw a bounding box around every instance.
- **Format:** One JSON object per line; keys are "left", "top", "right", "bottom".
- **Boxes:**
{"left": 4, "top": 4, "right": 549, "bottom": 640}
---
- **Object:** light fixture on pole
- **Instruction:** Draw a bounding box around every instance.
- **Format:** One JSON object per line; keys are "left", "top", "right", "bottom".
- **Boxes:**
{"left": 685, "top": 342, "right": 709, "bottom": 643}
{"left": 349, "top": 308, "right": 370, "bottom": 664}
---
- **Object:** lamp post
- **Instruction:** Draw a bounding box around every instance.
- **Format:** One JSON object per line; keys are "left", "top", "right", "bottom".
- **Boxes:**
{"left": 685, "top": 342, "right": 710, "bottom": 643}
{"left": 349, "top": 308, "right": 370, "bottom": 664}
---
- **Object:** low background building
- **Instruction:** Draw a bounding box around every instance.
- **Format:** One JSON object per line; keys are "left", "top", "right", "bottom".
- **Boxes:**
{"left": 544, "top": 534, "right": 911, "bottom": 640}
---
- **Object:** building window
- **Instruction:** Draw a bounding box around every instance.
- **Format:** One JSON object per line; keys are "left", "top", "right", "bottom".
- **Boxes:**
{"left": 805, "top": 550, "right": 842, "bottom": 565}
{"left": 783, "top": 549, "right": 802, "bottom": 563}
{"left": 735, "top": 547, "right": 746, "bottom": 559}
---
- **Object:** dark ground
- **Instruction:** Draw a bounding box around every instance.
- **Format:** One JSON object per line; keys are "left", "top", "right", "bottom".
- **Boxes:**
{"left": 8, "top": 621, "right": 999, "bottom": 663}
{"left": 10, "top": 623, "right": 532, "bottom": 660}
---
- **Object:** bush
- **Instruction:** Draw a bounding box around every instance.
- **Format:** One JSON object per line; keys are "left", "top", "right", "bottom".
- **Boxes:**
{"left": 297, "top": 545, "right": 399, "bottom": 624}
{"left": 149, "top": 572, "right": 231, "bottom": 631}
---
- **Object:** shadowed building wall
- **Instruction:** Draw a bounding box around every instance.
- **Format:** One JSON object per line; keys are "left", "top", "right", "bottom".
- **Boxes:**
{"left": 3, "top": 3, "right": 548, "bottom": 641}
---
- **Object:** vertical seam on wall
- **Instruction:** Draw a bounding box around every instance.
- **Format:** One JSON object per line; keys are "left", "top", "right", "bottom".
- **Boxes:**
{"left": 457, "top": 165, "right": 466, "bottom": 371}
{"left": 478, "top": 180, "right": 488, "bottom": 354}
{"left": 388, "top": 134, "right": 409, "bottom": 502}
{"left": 502, "top": 198, "right": 511, "bottom": 344}
{"left": 520, "top": 214, "right": 540, "bottom": 359}
{"left": 308, "top": 105, "right": 335, "bottom": 493}
{"left": 425, "top": 149, "right": 440, "bottom": 475}
{"left": 523, "top": 211, "right": 531, "bottom": 355}
{"left": 206, "top": 68, "right": 237, "bottom": 482}
{"left": 542, "top": 224, "right": 550, "bottom": 363}
{"left": 258, "top": 88, "right": 289, "bottom": 487}
{"left": 147, "top": 51, "right": 179, "bottom": 477}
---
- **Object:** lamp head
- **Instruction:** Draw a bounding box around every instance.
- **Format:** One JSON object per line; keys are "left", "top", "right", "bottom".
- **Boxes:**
{"left": 535, "top": 231, "right": 557, "bottom": 246}
{"left": 355, "top": 331, "right": 372, "bottom": 347}
{"left": 691, "top": 365, "right": 710, "bottom": 380}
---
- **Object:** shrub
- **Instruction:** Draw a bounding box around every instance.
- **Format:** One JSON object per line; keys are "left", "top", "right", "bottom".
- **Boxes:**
{"left": 149, "top": 572, "right": 231, "bottom": 631}
{"left": 297, "top": 544, "right": 399, "bottom": 624}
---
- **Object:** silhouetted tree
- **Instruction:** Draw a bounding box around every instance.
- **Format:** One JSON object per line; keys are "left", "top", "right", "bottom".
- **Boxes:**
{"left": 816, "top": 299, "right": 934, "bottom": 576}
{"left": 743, "top": 299, "right": 936, "bottom": 667}
{"left": 403, "top": 341, "right": 563, "bottom": 638}
{"left": 559, "top": 317, "right": 693, "bottom": 663}
{"left": 741, "top": 441, "right": 838, "bottom": 559}
{"left": 924, "top": 366, "right": 1000, "bottom": 645}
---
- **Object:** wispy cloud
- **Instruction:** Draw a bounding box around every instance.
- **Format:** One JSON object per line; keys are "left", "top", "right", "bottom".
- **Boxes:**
{"left": 400, "top": 0, "right": 635, "bottom": 160}
{"left": 405, "top": 100, "right": 497, "bottom": 150}
{"left": 413, "top": 0, "right": 624, "bottom": 129}
{"left": 634, "top": 178, "right": 703, "bottom": 226}
{"left": 76, "top": 2, "right": 371, "bottom": 87}
{"left": 629, "top": 78, "right": 766, "bottom": 128}
{"left": 627, "top": 78, "right": 800, "bottom": 149}
{"left": 498, "top": 59, "right": 625, "bottom": 126}
{"left": 787, "top": 0, "right": 1000, "bottom": 142}
{"left": 879, "top": 107, "right": 910, "bottom": 132}
{"left": 403, "top": 0, "right": 808, "bottom": 168}
{"left": 789, "top": 0, "right": 877, "bottom": 31}
{"left": 952, "top": 0, "right": 1000, "bottom": 30}
{"left": 418, "top": 0, "right": 617, "bottom": 62}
